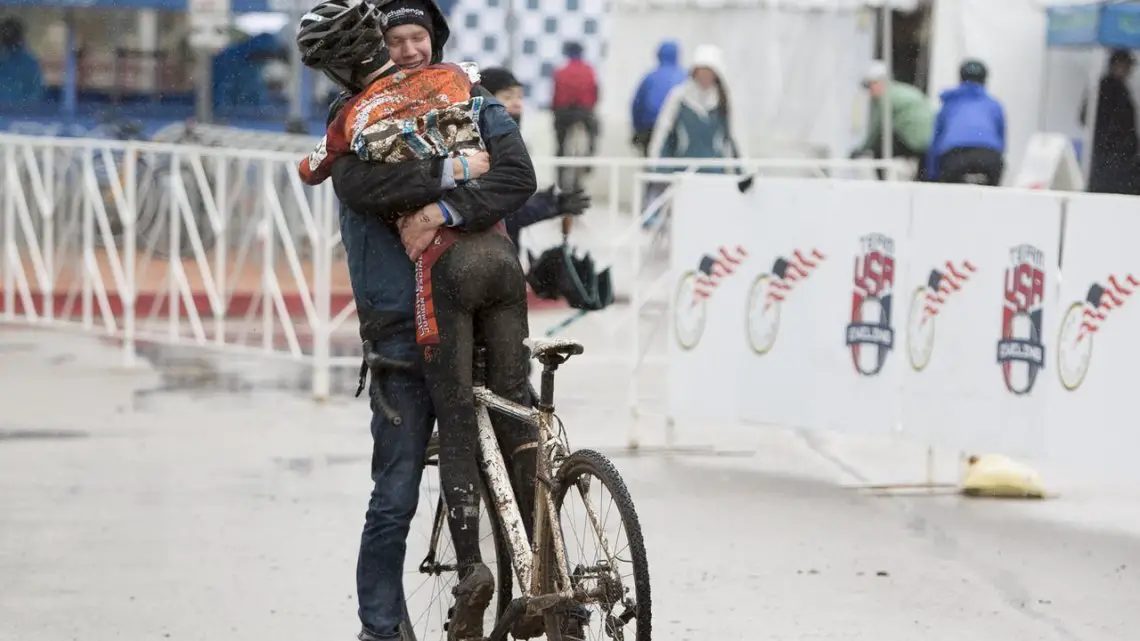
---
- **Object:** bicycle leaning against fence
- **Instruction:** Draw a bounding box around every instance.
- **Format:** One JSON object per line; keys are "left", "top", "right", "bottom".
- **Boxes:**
{"left": 367, "top": 338, "right": 651, "bottom": 641}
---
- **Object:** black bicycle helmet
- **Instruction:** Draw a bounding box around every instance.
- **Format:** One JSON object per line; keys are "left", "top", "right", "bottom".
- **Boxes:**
{"left": 296, "top": 0, "right": 388, "bottom": 90}
{"left": 959, "top": 59, "right": 988, "bottom": 85}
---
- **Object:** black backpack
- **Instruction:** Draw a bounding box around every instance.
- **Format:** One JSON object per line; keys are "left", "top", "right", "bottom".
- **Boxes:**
{"left": 526, "top": 243, "right": 614, "bottom": 312}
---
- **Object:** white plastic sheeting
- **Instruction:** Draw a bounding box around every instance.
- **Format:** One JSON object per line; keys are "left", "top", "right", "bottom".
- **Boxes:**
{"left": 598, "top": 6, "right": 878, "bottom": 162}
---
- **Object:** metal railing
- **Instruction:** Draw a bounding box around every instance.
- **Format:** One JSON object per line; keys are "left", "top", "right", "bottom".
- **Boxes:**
{"left": 0, "top": 132, "right": 900, "bottom": 401}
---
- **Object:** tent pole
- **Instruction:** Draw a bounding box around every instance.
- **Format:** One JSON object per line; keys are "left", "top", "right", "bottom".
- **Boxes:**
{"left": 195, "top": 51, "right": 212, "bottom": 123}
{"left": 881, "top": 4, "right": 894, "bottom": 179}
{"left": 289, "top": 6, "right": 305, "bottom": 123}
{"left": 505, "top": 0, "right": 518, "bottom": 69}
{"left": 63, "top": 11, "right": 77, "bottom": 118}
{"left": 1038, "top": 47, "right": 1051, "bottom": 131}
{"left": 1080, "top": 48, "right": 1103, "bottom": 186}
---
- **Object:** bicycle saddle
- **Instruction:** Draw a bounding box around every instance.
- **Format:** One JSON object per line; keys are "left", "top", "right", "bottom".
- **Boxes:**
{"left": 525, "top": 338, "right": 584, "bottom": 361}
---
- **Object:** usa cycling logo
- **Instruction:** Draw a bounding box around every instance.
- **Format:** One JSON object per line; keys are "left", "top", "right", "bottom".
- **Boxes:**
{"left": 845, "top": 233, "right": 896, "bottom": 376}
{"left": 673, "top": 245, "right": 749, "bottom": 350}
{"left": 906, "top": 260, "right": 977, "bottom": 371}
{"left": 1057, "top": 273, "right": 1139, "bottom": 390}
{"left": 744, "top": 248, "right": 827, "bottom": 354}
{"left": 997, "top": 244, "right": 1046, "bottom": 395}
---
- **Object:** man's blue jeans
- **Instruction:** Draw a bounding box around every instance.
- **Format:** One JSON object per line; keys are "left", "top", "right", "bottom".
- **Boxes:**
{"left": 357, "top": 337, "right": 436, "bottom": 640}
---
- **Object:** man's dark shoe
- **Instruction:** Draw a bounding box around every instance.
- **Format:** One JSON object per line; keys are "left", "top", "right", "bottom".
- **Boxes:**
{"left": 447, "top": 563, "right": 495, "bottom": 641}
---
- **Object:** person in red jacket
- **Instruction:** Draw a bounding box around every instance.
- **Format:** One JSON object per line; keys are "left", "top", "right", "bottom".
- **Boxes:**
{"left": 551, "top": 41, "right": 599, "bottom": 188}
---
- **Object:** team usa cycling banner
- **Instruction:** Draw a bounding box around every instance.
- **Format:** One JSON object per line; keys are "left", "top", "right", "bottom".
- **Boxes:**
{"left": 1047, "top": 193, "right": 1140, "bottom": 479}
{"left": 664, "top": 175, "right": 1140, "bottom": 481}
{"left": 901, "top": 186, "right": 1062, "bottom": 457}
{"left": 736, "top": 178, "right": 911, "bottom": 438}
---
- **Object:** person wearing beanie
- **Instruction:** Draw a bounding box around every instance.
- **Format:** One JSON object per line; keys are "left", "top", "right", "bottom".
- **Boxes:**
{"left": 294, "top": 2, "right": 556, "bottom": 641}
{"left": 479, "top": 66, "right": 593, "bottom": 251}
{"left": 478, "top": 66, "right": 524, "bottom": 123}
{"left": 925, "top": 59, "right": 1006, "bottom": 185}
{"left": 378, "top": 0, "right": 445, "bottom": 69}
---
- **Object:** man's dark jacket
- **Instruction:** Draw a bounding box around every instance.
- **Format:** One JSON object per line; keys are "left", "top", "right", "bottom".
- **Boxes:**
{"left": 330, "top": 89, "right": 536, "bottom": 341}
{"left": 326, "top": 0, "right": 536, "bottom": 342}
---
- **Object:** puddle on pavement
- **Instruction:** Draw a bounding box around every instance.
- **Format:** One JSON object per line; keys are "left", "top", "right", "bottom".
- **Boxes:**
{"left": 0, "top": 429, "right": 89, "bottom": 441}
{"left": 273, "top": 454, "right": 370, "bottom": 475}
{"left": 132, "top": 340, "right": 365, "bottom": 400}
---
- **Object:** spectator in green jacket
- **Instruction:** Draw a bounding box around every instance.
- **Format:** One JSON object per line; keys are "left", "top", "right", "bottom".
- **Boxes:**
{"left": 851, "top": 60, "right": 935, "bottom": 180}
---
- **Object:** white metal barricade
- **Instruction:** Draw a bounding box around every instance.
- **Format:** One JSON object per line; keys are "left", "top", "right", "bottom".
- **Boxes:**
{"left": 0, "top": 132, "right": 898, "bottom": 401}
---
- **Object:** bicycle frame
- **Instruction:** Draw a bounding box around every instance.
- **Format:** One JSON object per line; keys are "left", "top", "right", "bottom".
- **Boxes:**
{"left": 471, "top": 386, "right": 573, "bottom": 602}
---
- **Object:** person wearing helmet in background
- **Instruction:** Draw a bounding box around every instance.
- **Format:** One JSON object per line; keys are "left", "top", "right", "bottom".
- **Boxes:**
{"left": 851, "top": 60, "right": 934, "bottom": 180}
{"left": 479, "top": 66, "right": 592, "bottom": 249}
{"left": 925, "top": 59, "right": 1006, "bottom": 185}
{"left": 294, "top": 2, "right": 544, "bottom": 640}
{"left": 630, "top": 40, "right": 687, "bottom": 157}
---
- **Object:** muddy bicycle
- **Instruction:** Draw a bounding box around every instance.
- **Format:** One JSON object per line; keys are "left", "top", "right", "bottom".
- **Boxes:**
{"left": 368, "top": 338, "right": 650, "bottom": 641}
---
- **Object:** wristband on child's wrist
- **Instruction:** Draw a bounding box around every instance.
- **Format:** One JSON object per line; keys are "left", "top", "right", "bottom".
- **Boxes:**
{"left": 459, "top": 156, "right": 470, "bottom": 182}
{"left": 438, "top": 201, "right": 453, "bottom": 226}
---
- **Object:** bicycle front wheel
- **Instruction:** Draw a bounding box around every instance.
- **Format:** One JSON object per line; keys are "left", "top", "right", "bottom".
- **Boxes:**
{"left": 543, "top": 449, "right": 651, "bottom": 641}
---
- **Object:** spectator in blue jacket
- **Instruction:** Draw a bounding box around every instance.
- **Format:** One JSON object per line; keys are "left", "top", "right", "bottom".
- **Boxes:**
{"left": 630, "top": 40, "right": 687, "bottom": 156}
{"left": 0, "top": 18, "right": 44, "bottom": 105}
{"left": 926, "top": 59, "right": 1006, "bottom": 185}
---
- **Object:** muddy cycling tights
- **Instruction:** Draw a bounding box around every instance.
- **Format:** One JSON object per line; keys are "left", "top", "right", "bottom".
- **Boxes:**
{"left": 421, "top": 230, "right": 539, "bottom": 577}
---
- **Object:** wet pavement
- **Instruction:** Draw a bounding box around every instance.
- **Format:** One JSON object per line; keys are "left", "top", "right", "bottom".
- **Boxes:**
{"left": 2, "top": 320, "right": 1139, "bottom": 641}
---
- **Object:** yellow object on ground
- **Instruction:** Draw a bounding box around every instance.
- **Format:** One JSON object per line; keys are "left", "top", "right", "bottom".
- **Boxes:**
{"left": 961, "top": 454, "right": 1047, "bottom": 499}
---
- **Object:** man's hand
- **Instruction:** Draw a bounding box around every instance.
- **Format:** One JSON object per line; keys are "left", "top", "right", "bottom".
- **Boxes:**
{"left": 452, "top": 151, "right": 491, "bottom": 182}
{"left": 399, "top": 203, "right": 446, "bottom": 261}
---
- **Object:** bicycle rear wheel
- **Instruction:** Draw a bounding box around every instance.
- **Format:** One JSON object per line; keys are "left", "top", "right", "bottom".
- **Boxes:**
{"left": 543, "top": 449, "right": 651, "bottom": 641}
{"left": 401, "top": 434, "right": 512, "bottom": 640}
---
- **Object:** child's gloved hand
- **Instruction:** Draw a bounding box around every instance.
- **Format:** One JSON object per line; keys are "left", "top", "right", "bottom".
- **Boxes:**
{"left": 555, "top": 187, "right": 591, "bottom": 217}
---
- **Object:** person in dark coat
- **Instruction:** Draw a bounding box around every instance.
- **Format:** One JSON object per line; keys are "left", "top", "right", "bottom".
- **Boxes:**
{"left": 479, "top": 66, "right": 591, "bottom": 250}
{"left": 1086, "top": 49, "right": 1140, "bottom": 195}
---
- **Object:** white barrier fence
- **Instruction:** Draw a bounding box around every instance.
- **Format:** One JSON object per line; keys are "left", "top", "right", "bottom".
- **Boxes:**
{"left": 0, "top": 133, "right": 897, "bottom": 400}
{"left": 667, "top": 174, "right": 1140, "bottom": 482}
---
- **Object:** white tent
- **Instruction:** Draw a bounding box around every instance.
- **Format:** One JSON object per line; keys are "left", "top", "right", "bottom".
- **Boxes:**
{"left": 928, "top": 0, "right": 1140, "bottom": 183}
{"left": 596, "top": 0, "right": 920, "bottom": 163}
